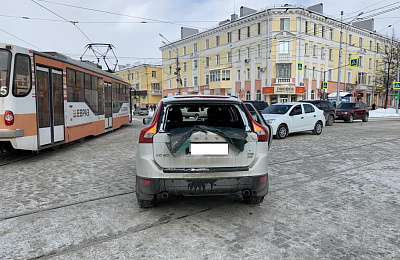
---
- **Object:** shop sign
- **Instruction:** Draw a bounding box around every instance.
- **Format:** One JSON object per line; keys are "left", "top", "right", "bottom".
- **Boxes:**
{"left": 262, "top": 87, "right": 274, "bottom": 94}
{"left": 295, "top": 87, "right": 305, "bottom": 94}
{"left": 275, "top": 86, "right": 295, "bottom": 94}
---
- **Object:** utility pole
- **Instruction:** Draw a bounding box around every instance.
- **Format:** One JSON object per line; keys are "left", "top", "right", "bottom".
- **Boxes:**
{"left": 397, "top": 51, "right": 399, "bottom": 114}
{"left": 336, "top": 11, "right": 344, "bottom": 106}
{"left": 160, "top": 34, "right": 182, "bottom": 95}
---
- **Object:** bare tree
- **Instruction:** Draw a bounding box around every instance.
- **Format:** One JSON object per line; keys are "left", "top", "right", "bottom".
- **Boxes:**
{"left": 377, "top": 33, "right": 400, "bottom": 108}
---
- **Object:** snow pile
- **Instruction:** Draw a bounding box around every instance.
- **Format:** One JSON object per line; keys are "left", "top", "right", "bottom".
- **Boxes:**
{"left": 369, "top": 108, "right": 400, "bottom": 118}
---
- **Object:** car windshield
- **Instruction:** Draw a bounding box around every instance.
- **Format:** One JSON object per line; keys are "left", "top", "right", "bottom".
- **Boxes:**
{"left": 262, "top": 105, "right": 292, "bottom": 114}
{"left": 0, "top": 49, "right": 11, "bottom": 97}
{"left": 337, "top": 103, "right": 355, "bottom": 109}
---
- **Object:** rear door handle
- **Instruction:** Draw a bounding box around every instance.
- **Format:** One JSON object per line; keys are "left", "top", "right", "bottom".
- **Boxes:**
{"left": 313, "top": 115, "right": 316, "bottom": 117}
{"left": 301, "top": 117, "right": 304, "bottom": 119}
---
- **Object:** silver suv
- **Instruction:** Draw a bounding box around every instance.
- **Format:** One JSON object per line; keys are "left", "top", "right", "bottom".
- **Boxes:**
{"left": 136, "top": 95, "right": 271, "bottom": 208}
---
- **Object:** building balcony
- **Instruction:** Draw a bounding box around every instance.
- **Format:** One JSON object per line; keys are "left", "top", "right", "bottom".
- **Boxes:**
{"left": 151, "top": 89, "right": 162, "bottom": 95}
{"left": 277, "top": 53, "right": 290, "bottom": 61}
{"left": 276, "top": 78, "right": 292, "bottom": 84}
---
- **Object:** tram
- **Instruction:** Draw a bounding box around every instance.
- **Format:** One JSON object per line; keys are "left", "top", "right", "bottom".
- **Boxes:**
{"left": 0, "top": 43, "right": 131, "bottom": 151}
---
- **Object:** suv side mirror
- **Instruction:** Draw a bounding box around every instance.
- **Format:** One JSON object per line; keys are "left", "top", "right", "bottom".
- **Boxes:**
{"left": 143, "top": 118, "right": 152, "bottom": 125}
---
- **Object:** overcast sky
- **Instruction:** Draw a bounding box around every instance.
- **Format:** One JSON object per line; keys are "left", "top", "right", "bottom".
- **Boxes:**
{"left": 2, "top": 0, "right": 400, "bottom": 69}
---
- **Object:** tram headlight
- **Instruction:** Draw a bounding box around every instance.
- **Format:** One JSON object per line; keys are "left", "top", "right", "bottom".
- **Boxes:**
{"left": 4, "top": 110, "right": 14, "bottom": 126}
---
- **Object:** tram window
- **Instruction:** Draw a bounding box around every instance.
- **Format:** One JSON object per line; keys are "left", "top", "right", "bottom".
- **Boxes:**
{"left": 67, "top": 68, "right": 84, "bottom": 102}
{"left": 0, "top": 49, "right": 11, "bottom": 97}
{"left": 85, "top": 74, "right": 98, "bottom": 115}
{"left": 12, "top": 54, "right": 32, "bottom": 97}
{"left": 91, "top": 75, "right": 98, "bottom": 90}
{"left": 97, "top": 78, "right": 104, "bottom": 115}
{"left": 84, "top": 73, "right": 91, "bottom": 89}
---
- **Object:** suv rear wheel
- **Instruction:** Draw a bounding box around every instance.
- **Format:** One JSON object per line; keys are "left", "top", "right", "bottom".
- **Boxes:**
{"left": 326, "top": 114, "right": 334, "bottom": 126}
{"left": 362, "top": 114, "right": 369, "bottom": 122}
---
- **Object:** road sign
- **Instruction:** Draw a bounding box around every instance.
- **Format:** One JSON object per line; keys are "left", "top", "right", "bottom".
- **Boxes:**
{"left": 322, "top": 81, "right": 328, "bottom": 90}
{"left": 350, "top": 58, "right": 359, "bottom": 67}
{"left": 297, "top": 62, "right": 303, "bottom": 71}
{"left": 393, "top": 82, "right": 400, "bottom": 90}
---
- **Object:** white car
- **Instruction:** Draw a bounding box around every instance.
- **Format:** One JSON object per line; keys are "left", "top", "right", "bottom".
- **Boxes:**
{"left": 262, "top": 102, "right": 325, "bottom": 139}
{"left": 136, "top": 95, "right": 272, "bottom": 208}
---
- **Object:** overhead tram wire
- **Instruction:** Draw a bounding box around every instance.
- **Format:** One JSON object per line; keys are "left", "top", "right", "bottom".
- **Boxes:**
{"left": 0, "top": 28, "right": 43, "bottom": 51}
{"left": 36, "top": 0, "right": 208, "bottom": 30}
{"left": 343, "top": 0, "right": 397, "bottom": 19}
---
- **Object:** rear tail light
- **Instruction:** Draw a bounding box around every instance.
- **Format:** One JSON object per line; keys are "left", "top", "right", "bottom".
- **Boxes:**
{"left": 4, "top": 110, "right": 14, "bottom": 126}
{"left": 138, "top": 102, "right": 162, "bottom": 143}
{"left": 139, "top": 178, "right": 151, "bottom": 186}
{"left": 252, "top": 121, "right": 269, "bottom": 141}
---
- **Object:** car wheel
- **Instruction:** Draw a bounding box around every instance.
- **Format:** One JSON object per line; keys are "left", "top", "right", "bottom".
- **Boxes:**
{"left": 276, "top": 124, "right": 287, "bottom": 139}
{"left": 362, "top": 114, "right": 369, "bottom": 122}
{"left": 244, "top": 195, "right": 265, "bottom": 204}
{"left": 136, "top": 194, "right": 156, "bottom": 208}
{"left": 326, "top": 114, "right": 334, "bottom": 126}
{"left": 312, "top": 121, "right": 323, "bottom": 135}
{"left": 348, "top": 114, "right": 354, "bottom": 123}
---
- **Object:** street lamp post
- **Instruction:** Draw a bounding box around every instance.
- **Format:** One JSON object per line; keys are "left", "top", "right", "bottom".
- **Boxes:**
{"left": 336, "top": 11, "right": 344, "bottom": 106}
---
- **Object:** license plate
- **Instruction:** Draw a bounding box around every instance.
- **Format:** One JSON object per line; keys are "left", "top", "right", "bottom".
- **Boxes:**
{"left": 190, "top": 143, "right": 228, "bottom": 155}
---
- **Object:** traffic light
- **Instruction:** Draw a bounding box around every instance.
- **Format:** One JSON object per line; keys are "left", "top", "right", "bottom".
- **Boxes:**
{"left": 132, "top": 90, "right": 137, "bottom": 99}
{"left": 395, "top": 92, "right": 399, "bottom": 100}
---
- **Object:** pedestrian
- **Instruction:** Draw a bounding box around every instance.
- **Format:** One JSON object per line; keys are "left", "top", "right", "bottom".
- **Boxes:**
{"left": 372, "top": 103, "right": 376, "bottom": 110}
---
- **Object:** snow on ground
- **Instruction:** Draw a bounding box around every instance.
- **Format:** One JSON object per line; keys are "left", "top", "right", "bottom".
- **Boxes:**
{"left": 369, "top": 108, "right": 400, "bottom": 118}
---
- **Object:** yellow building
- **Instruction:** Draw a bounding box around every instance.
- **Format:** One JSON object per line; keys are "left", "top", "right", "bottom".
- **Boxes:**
{"left": 160, "top": 4, "right": 396, "bottom": 107}
{"left": 116, "top": 64, "right": 162, "bottom": 109}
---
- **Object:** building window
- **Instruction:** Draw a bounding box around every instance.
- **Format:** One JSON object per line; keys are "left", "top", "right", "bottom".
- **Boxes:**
{"left": 257, "top": 22, "right": 261, "bottom": 35}
{"left": 314, "top": 23, "right": 318, "bottom": 36}
{"left": 246, "top": 47, "right": 250, "bottom": 59}
{"left": 328, "top": 69, "right": 333, "bottom": 81}
{"left": 247, "top": 26, "right": 250, "bottom": 37}
{"left": 305, "top": 43, "right": 308, "bottom": 55}
{"left": 238, "top": 29, "right": 241, "bottom": 40}
{"left": 151, "top": 71, "right": 156, "bottom": 78}
{"left": 205, "top": 74, "right": 210, "bottom": 85}
{"left": 359, "top": 38, "right": 363, "bottom": 48}
{"left": 210, "top": 71, "right": 220, "bottom": 82}
{"left": 329, "top": 48, "right": 333, "bottom": 60}
{"left": 246, "top": 68, "right": 250, "bottom": 80}
{"left": 276, "top": 63, "right": 291, "bottom": 78}
{"left": 216, "top": 55, "right": 220, "bottom": 65}
{"left": 193, "top": 59, "right": 198, "bottom": 70}
{"left": 183, "top": 62, "right": 187, "bottom": 71}
{"left": 169, "top": 66, "right": 172, "bottom": 74}
{"left": 257, "top": 67, "right": 261, "bottom": 79}
{"left": 321, "top": 47, "right": 325, "bottom": 58}
{"left": 312, "top": 67, "right": 316, "bottom": 79}
{"left": 349, "top": 34, "right": 352, "bottom": 45}
{"left": 368, "top": 75, "right": 371, "bottom": 85}
{"left": 193, "top": 43, "right": 197, "bottom": 53}
{"left": 227, "top": 32, "right": 232, "bottom": 43}
{"left": 329, "top": 29, "right": 333, "bottom": 40}
{"left": 376, "top": 43, "right": 380, "bottom": 53}
{"left": 237, "top": 49, "right": 241, "bottom": 61}
{"left": 375, "top": 60, "right": 379, "bottom": 70}
{"left": 237, "top": 70, "right": 241, "bottom": 81}
{"left": 222, "top": 70, "right": 230, "bottom": 80}
{"left": 321, "top": 26, "right": 325, "bottom": 38}
{"left": 205, "top": 39, "right": 209, "bottom": 49}
{"left": 227, "top": 52, "right": 232, "bottom": 63}
{"left": 359, "top": 56, "right": 363, "bottom": 67}
{"left": 168, "top": 79, "right": 172, "bottom": 89}
{"left": 246, "top": 90, "right": 251, "bottom": 100}
{"left": 279, "top": 41, "right": 289, "bottom": 54}
{"left": 183, "top": 77, "right": 187, "bottom": 87}
{"left": 304, "top": 65, "right": 308, "bottom": 78}
{"left": 183, "top": 46, "right": 187, "bottom": 55}
{"left": 280, "top": 18, "right": 289, "bottom": 30}
{"left": 369, "top": 58, "right": 372, "bottom": 69}
{"left": 127, "top": 74, "right": 130, "bottom": 81}
{"left": 193, "top": 76, "right": 198, "bottom": 86}
{"left": 257, "top": 44, "right": 261, "bottom": 57}
{"left": 256, "top": 90, "right": 261, "bottom": 100}
{"left": 313, "top": 45, "right": 317, "bottom": 56}
{"left": 206, "top": 57, "right": 210, "bottom": 67}
{"left": 216, "top": 35, "right": 220, "bottom": 46}
{"left": 358, "top": 72, "right": 367, "bottom": 84}
{"left": 305, "top": 21, "right": 309, "bottom": 34}
{"left": 347, "top": 71, "right": 352, "bottom": 83}
{"left": 311, "top": 90, "right": 315, "bottom": 99}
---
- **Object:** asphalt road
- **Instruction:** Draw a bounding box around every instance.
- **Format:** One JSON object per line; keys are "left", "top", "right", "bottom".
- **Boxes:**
{"left": 0, "top": 118, "right": 399, "bottom": 259}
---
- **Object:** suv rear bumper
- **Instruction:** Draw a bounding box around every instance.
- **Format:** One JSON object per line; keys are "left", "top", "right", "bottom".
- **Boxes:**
{"left": 136, "top": 173, "right": 269, "bottom": 200}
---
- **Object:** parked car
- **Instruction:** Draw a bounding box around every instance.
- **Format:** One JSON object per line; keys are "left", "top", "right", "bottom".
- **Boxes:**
{"left": 245, "top": 100, "right": 269, "bottom": 113}
{"left": 299, "top": 100, "right": 335, "bottom": 126}
{"left": 261, "top": 102, "right": 325, "bottom": 139}
{"left": 335, "top": 102, "right": 369, "bottom": 123}
{"left": 133, "top": 107, "right": 149, "bottom": 116}
{"left": 136, "top": 95, "right": 272, "bottom": 208}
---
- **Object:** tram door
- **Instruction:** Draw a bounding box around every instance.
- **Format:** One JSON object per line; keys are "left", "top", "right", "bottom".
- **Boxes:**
{"left": 104, "top": 82, "right": 112, "bottom": 129}
{"left": 36, "top": 67, "right": 65, "bottom": 146}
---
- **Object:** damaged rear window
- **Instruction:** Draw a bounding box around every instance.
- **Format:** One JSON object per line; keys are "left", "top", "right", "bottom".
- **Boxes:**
{"left": 159, "top": 103, "right": 251, "bottom": 132}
